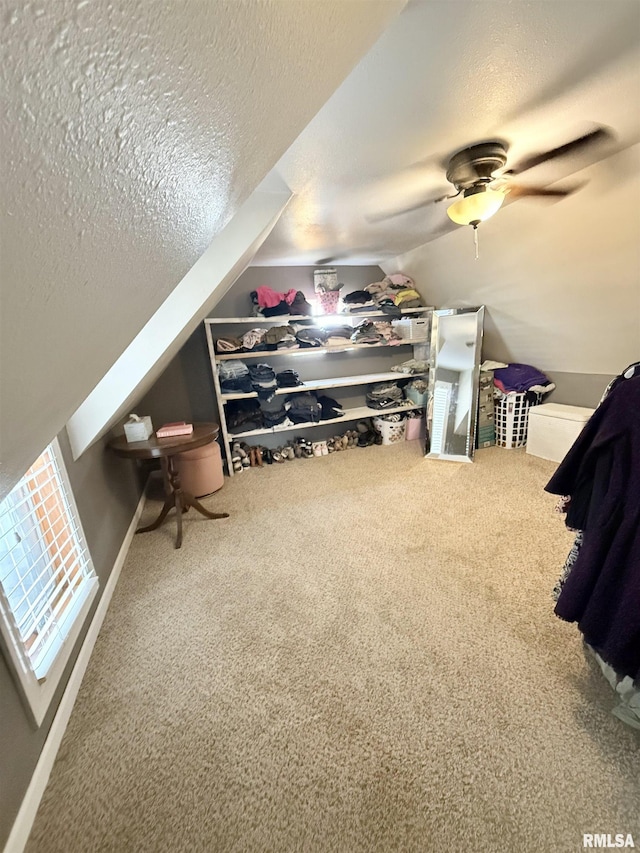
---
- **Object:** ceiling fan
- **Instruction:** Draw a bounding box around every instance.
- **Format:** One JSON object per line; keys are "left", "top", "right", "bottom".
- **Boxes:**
{"left": 368, "top": 126, "right": 613, "bottom": 235}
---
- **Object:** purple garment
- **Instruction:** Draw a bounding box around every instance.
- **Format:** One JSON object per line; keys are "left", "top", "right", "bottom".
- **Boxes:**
{"left": 545, "top": 377, "right": 640, "bottom": 680}
{"left": 493, "top": 363, "right": 550, "bottom": 392}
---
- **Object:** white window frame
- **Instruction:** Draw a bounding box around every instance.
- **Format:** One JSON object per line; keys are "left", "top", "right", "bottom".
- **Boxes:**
{"left": 0, "top": 437, "right": 98, "bottom": 726}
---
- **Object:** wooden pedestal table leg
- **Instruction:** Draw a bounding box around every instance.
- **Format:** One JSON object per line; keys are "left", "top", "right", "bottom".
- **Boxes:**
{"left": 181, "top": 488, "right": 230, "bottom": 521}
{"left": 136, "top": 458, "right": 176, "bottom": 534}
{"left": 135, "top": 452, "right": 228, "bottom": 549}
{"left": 168, "top": 455, "right": 229, "bottom": 548}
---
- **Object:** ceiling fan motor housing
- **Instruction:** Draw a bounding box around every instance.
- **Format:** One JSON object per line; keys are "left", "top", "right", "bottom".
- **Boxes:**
{"left": 446, "top": 141, "right": 508, "bottom": 190}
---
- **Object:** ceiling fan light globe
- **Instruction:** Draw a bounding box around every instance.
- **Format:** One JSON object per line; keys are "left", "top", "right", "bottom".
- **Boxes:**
{"left": 447, "top": 186, "right": 505, "bottom": 226}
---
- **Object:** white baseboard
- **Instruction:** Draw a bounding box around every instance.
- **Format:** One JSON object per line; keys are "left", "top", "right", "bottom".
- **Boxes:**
{"left": 3, "top": 486, "right": 148, "bottom": 853}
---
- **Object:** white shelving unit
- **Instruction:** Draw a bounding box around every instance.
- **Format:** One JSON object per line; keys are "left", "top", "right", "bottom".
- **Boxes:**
{"left": 204, "top": 309, "right": 433, "bottom": 475}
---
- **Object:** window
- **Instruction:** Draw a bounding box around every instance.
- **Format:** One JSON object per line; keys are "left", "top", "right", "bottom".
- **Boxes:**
{"left": 0, "top": 438, "right": 98, "bottom": 725}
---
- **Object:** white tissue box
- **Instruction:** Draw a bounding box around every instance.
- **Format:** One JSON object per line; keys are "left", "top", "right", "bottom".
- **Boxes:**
{"left": 123, "top": 416, "right": 153, "bottom": 443}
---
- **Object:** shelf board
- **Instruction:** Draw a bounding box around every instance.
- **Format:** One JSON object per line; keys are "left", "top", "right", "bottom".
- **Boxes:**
{"left": 220, "top": 371, "right": 428, "bottom": 401}
{"left": 215, "top": 340, "right": 430, "bottom": 361}
{"left": 206, "top": 307, "right": 433, "bottom": 325}
{"left": 228, "top": 403, "right": 423, "bottom": 439}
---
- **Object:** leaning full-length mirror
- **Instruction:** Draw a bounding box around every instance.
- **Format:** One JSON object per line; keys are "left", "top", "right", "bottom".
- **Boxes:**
{"left": 425, "top": 306, "right": 484, "bottom": 462}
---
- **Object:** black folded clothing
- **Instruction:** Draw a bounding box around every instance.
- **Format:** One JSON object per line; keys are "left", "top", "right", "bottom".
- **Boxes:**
{"left": 287, "top": 393, "right": 322, "bottom": 423}
{"left": 296, "top": 327, "right": 328, "bottom": 347}
{"left": 343, "top": 290, "right": 371, "bottom": 304}
{"left": 276, "top": 370, "right": 302, "bottom": 388}
{"left": 289, "top": 291, "right": 313, "bottom": 316}
{"left": 262, "top": 302, "right": 290, "bottom": 317}
{"left": 221, "top": 375, "right": 253, "bottom": 394}
{"left": 315, "top": 394, "right": 344, "bottom": 420}
{"left": 226, "top": 399, "right": 263, "bottom": 431}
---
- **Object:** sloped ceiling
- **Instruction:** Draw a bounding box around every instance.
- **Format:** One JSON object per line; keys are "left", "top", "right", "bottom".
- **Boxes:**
{"left": 0, "top": 0, "right": 405, "bottom": 496}
{"left": 255, "top": 0, "right": 640, "bottom": 266}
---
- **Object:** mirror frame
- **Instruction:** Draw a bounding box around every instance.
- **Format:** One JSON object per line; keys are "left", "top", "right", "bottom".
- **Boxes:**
{"left": 425, "top": 306, "right": 485, "bottom": 462}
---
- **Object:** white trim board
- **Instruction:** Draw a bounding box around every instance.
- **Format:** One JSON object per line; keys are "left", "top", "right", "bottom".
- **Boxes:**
{"left": 3, "top": 485, "right": 148, "bottom": 853}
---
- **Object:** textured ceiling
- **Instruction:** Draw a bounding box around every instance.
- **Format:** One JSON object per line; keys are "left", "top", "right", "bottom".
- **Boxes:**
{"left": 0, "top": 0, "right": 404, "bottom": 494}
{"left": 256, "top": 0, "right": 640, "bottom": 266}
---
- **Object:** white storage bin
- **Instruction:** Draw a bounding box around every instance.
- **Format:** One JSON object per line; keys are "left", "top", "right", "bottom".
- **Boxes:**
{"left": 526, "top": 403, "right": 594, "bottom": 462}
{"left": 392, "top": 317, "right": 430, "bottom": 343}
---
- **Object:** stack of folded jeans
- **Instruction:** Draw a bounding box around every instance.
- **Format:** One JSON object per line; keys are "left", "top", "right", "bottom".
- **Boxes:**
{"left": 314, "top": 394, "right": 344, "bottom": 420}
{"left": 276, "top": 370, "right": 302, "bottom": 388}
{"left": 218, "top": 360, "right": 253, "bottom": 394}
{"left": 226, "top": 399, "right": 263, "bottom": 433}
{"left": 287, "top": 393, "right": 322, "bottom": 424}
{"left": 248, "top": 363, "right": 277, "bottom": 401}
{"left": 259, "top": 396, "right": 290, "bottom": 428}
{"left": 366, "top": 381, "right": 404, "bottom": 409}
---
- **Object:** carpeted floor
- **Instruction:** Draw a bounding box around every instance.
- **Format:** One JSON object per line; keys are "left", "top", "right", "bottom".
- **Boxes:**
{"left": 26, "top": 443, "right": 640, "bottom": 853}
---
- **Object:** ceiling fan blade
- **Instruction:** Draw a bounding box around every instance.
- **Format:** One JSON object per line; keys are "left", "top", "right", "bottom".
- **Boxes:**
{"left": 366, "top": 191, "right": 457, "bottom": 223}
{"left": 509, "top": 127, "right": 613, "bottom": 175}
{"left": 506, "top": 182, "right": 584, "bottom": 199}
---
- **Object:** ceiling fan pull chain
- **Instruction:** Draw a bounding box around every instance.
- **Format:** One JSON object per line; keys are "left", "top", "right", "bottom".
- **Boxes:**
{"left": 473, "top": 224, "right": 479, "bottom": 260}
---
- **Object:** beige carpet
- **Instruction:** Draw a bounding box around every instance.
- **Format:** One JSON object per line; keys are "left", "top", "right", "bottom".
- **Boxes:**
{"left": 26, "top": 443, "right": 640, "bottom": 853}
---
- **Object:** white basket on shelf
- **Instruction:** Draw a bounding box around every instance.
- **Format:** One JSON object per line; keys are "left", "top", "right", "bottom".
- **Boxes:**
{"left": 392, "top": 317, "right": 430, "bottom": 343}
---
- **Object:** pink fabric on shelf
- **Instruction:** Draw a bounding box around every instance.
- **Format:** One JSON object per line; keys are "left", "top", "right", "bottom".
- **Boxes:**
{"left": 254, "top": 286, "right": 298, "bottom": 308}
{"left": 387, "top": 273, "right": 414, "bottom": 286}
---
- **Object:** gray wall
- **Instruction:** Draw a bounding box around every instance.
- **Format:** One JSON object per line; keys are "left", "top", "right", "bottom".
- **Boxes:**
{"left": 0, "top": 432, "right": 141, "bottom": 848}
{"left": 545, "top": 371, "right": 615, "bottom": 409}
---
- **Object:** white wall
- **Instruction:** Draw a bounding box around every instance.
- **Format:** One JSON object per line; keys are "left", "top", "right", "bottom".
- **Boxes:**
{"left": 386, "top": 145, "right": 640, "bottom": 377}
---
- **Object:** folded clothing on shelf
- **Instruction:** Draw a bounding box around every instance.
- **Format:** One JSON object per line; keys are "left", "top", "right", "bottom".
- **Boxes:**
{"left": 250, "top": 287, "right": 313, "bottom": 317}
{"left": 264, "top": 325, "right": 296, "bottom": 347}
{"left": 259, "top": 396, "right": 290, "bottom": 427}
{"left": 289, "top": 290, "right": 314, "bottom": 316}
{"left": 286, "top": 393, "right": 322, "bottom": 424}
{"left": 216, "top": 336, "right": 244, "bottom": 353}
{"left": 366, "top": 381, "right": 405, "bottom": 410}
{"left": 218, "top": 360, "right": 252, "bottom": 393}
{"left": 276, "top": 369, "right": 302, "bottom": 388}
{"left": 296, "top": 327, "right": 329, "bottom": 348}
{"left": 351, "top": 321, "right": 383, "bottom": 345}
{"left": 242, "top": 328, "right": 269, "bottom": 351}
{"left": 342, "top": 290, "right": 371, "bottom": 305}
{"left": 393, "top": 288, "right": 422, "bottom": 308}
{"left": 391, "top": 358, "right": 429, "bottom": 375}
{"left": 248, "top": 363, "right": 277, "bottom": 401}
{"left": 373, "top": 321, "right": 403, "bottom": 345}
{"left": 314, "top": 393, "right": 344, "bottom": 420}
{"left": 324, "top": 325, "right": 354, "bottom": 346}
{"left": 226, "top": 399, "right": 263, "bottom": 433}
